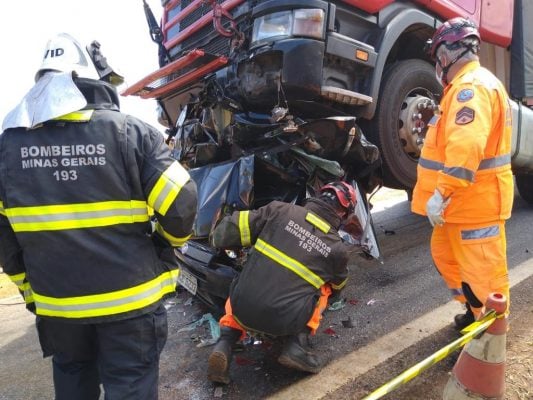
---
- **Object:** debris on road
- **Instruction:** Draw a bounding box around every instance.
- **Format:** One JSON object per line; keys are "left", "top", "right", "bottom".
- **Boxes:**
{"left": 214, "top": 386, "right": 224, "bottom": 397}
{"left": 235, "top": 356, "right": 257, "bottom": 366}
{"left": 177, "top": 312, "right": 220, "bottom": 347}
{"left": 342, "top": 317, "right": 355, "bottom": 328}
{"left": 379, "top": 225, "right": 396, "bottom": 236}
{"left": 328, "top": 298, "right": 347, "bottom": 311}
{"left": 324, "top": 327, "right": 340, "bottom": 338}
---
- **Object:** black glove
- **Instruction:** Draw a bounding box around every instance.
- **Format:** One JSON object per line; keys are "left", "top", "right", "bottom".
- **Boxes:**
{"left": 25, "top": 300, "right": 36, "bottom": 314}
{"left": 151, "top": 232, "right": 180, "bottom": 269}
{"left": 151, "top": 231, "right": 171, "bottom": 256}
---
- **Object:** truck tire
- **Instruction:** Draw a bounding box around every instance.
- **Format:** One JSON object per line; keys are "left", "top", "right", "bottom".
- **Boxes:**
{"left": 366, "top": 59, "right": 442, "bottom": 189}
{"left": 516, "top": 174, "right": 533, "bottom": 205}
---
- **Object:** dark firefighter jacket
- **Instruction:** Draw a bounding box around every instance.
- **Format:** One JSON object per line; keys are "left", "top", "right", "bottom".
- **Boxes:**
{"left": 0, "top": 78, "right": 197, "bottom": 323}
{"left": 210, "top": 199, "right": 350, "bottom": 336}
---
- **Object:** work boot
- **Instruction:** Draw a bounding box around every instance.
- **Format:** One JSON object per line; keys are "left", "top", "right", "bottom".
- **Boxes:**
{"left": 207, "top": 327, "right": 241, "bottom": 384}
{"left": 454, "top": 304, "right": 475, "bottom": 331}
{"left": 278, "top": 332, "right": 323, "bottom": 374}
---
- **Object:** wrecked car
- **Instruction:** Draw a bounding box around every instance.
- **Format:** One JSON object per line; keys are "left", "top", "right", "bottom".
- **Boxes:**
{"left": 169, "top": 106, "right": 382, "bottom": 312}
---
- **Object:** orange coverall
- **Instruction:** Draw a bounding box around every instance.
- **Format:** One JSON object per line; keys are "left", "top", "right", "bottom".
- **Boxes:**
{"left": 411, "top": 60, "right": 514, "bottom": 317}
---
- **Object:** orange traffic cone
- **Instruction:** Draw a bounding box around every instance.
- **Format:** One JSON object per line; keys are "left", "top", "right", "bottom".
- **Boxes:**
{"left": 443, "top": 293, "right": 507, "bottom": 400}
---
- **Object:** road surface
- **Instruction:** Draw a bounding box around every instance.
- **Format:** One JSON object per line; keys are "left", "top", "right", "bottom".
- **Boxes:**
{"left": 0, "top": 189, "right": 531, "bottom": 400}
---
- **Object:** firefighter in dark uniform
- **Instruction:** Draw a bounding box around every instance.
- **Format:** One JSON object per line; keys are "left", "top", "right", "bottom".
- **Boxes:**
{"left": 207, "top": 181, "right": 355, "bottom": 384}
{"left": 0, "top": 33, "right": 197, "bottom": 400}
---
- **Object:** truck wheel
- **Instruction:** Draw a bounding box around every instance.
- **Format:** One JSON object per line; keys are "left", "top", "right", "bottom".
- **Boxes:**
{"left": 516, "top": 174, "right": 533, "bottom": 205}
{"left": 366, "top": 59, "right": 442, "bottom": 189}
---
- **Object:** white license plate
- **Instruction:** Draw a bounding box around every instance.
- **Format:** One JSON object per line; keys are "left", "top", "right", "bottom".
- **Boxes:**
{"left": 177, "top": 268, "right": 198, "bottom": 295}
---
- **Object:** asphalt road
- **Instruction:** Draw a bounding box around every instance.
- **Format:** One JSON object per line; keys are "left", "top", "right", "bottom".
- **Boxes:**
{"left": 0, "top": 189, "right": 531, "bottom": 400}
{"left": 162, "top": 189, "right": 533, "bottom": 399}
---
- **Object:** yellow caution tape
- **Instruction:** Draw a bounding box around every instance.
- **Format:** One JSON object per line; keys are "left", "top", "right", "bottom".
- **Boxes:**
{"left": 361, "top": 310, "right": 498, "bottom": 400}
{"left": 460, "top": 309, "right": 498, "bottom": 334}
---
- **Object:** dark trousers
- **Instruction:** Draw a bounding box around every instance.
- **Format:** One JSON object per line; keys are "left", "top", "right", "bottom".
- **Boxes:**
{"left": 36, "top": 304, "right": 168, "bottom": 400}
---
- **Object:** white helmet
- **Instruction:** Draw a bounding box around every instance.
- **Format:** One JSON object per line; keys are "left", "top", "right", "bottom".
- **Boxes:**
{"left": 35, "top": 33, "right": 124, "bottom": 85}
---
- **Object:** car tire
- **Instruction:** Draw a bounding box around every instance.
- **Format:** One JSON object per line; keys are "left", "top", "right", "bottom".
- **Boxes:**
{"left": 366, "top": 59, "right": 442, "bottom": 189}
{"left": 516, "top": 174, "right": 533, "bottom": 205}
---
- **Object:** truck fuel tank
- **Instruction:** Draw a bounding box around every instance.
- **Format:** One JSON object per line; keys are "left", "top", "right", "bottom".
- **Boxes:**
{"left": 510, "top": 101, "right": 533, "bottom": 172}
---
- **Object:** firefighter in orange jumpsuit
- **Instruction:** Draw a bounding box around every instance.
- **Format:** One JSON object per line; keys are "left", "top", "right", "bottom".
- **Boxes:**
{"left": 206, "top": 181, "right": 356, "bottom": 384}
{"left": 412, "top": 18, "right": 514, "bottom": 330}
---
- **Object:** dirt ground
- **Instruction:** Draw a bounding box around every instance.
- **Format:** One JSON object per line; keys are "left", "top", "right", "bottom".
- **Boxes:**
{"left": 397, "top": 305, "right": 533, "bottom": 400}
{"left": 0, "top": 272, "right": 20, "bottom": 299}
{"left": 332, "top": 277, "right": 533, "bottom": 400}
{"left": 353, "top": 312, "right": 532, "bottom": 400}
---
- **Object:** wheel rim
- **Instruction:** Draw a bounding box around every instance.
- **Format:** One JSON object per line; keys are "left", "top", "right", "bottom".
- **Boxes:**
{"left": 398, "top": 89, "right": 438, "bottom": 161}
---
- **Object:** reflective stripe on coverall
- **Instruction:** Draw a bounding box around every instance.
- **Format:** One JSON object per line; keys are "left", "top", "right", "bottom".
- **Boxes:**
{"left": 411, "top": 61, "right": 513, "bottom": 316}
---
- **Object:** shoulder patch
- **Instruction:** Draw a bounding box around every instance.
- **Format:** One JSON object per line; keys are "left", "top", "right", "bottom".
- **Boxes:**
{"left": 457, "top": 88, "right": 474, "bottom": 102}
{"left": 455, "top": 107, "right": 475, "bottom": 125}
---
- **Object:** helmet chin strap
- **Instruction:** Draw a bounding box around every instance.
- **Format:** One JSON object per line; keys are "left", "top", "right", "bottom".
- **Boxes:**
{"left": 436, "top": 46, "right": 474, "bottom": 85}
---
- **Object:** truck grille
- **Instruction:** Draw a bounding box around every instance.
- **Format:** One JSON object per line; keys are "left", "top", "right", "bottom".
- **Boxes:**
{"left": 166, "top": 0, "right": 231, "bottom": 59}
{"left": 180, "top": 0, "right": 226, "bottom": 30}
{"left": 179, "top": 24, "right": 231, "bottom": 56}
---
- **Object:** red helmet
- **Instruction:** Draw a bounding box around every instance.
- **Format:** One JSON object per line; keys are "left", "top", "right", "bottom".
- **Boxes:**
{"left": 319, "top": 181, "right": 357, "bottom": 214}
{"left": 426, "top": 17, "right": 480, "bottom": 60}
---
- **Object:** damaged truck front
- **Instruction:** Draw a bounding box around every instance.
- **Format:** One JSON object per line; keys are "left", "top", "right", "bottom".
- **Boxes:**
{"left": 124, "top": 0, "right": 533, "bottom": 310}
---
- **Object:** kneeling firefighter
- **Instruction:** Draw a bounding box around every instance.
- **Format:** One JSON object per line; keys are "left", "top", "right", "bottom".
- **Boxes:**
{"left": 207, "top": 181, "right": 354, "bottom": 384}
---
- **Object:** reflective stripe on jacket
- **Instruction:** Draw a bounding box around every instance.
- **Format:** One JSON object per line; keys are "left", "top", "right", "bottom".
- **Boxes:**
{"left": 0, "top": 79, "right": 197, "bottom": 322}
{"left": 211, "top": 199, "right": 349, "bottom": 336}
{"left": 411, "top": 61, "right": 514, "bottom": 223}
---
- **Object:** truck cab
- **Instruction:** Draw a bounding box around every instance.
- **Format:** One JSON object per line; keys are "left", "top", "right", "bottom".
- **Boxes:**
{"left": 125, "top": 0, "right": 533, "bottom": 200}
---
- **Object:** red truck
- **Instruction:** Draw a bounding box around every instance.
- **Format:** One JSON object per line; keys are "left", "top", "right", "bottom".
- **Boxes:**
{"left": 127, "top": 0, "right": 533, "bottom": 197}
{"left": 124, "top": 0, "right": 533, "bottom": 310}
